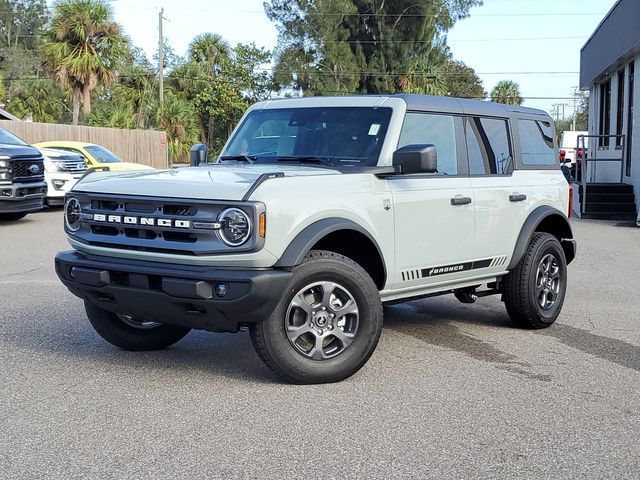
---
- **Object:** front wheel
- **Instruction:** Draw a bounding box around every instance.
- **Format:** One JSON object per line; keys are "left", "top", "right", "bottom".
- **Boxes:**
{"left": 503, "top": 233, "right": 568, "bottom": 329}
{"left": 85, "top": 302, "right": 191, "bottom": 351}
{"left": 250, "top": 250, "right": 383, "bottom": 384}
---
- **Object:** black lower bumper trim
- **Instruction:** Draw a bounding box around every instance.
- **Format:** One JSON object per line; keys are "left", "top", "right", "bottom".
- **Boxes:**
{"left": 55, "top": 250, "right": 292, "bottom": 332}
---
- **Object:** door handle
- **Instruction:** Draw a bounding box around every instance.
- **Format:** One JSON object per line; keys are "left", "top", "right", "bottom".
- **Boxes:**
{"left": 509, "top": 194, "right": 527, "bottom": 202}
{"left": 450, "top": 196, "right": 472, "bottom": 206}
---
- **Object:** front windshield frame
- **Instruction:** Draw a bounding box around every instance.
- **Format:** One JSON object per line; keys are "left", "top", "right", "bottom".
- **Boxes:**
{"left": 0, "top": 128, "right": 27, "bottom": 146}
{"left": 85, "top": 145, "right": 122, "bottom": 164}
{"left": 221, "top": 106, "right": 394, "bottom": 168}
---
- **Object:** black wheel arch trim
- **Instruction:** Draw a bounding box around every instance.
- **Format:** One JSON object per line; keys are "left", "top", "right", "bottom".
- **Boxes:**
{"left": 508, "top": 206, "right": 576, "bottom": 269}
{"left": 274, "top": 217, "right": 387, "bottom": 279}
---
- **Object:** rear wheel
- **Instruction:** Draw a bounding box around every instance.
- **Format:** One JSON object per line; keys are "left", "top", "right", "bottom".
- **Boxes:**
{"left": 85, "top": 302, "right": 191, "bottom": 351}
{"left": 250, "top": 250, "right": 383, "bottom": 384}
{"left": 503, "top": 233, "right": 567, "bottom": 329}
{"left": 0, "top": 212, "right": 27, "bottom": 221}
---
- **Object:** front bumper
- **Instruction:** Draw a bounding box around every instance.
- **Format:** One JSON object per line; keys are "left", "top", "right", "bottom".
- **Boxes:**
{"left": 45, "top": 172, "right": 83, "bottom": 203}
{"left": 55, "top": 250, "right": 292, "bottom": 332}
{"left": 0, "top": 182, "right": 46, "bottom": 213}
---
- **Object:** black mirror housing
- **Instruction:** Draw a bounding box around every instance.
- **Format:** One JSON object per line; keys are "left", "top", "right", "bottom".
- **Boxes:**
{"left": 190, "top": 144, "right": 209, "bottom": 166}
{"left": 392, "top": 144, "right": 438, "bottom": 174}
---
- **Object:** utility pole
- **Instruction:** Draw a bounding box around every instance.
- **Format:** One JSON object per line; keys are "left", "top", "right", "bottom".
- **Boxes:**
{"left": 158, "top": 8, "right": 164, "bottom": 105}
{"left": 571, "top": 86, "right": 579, "bottom": 131}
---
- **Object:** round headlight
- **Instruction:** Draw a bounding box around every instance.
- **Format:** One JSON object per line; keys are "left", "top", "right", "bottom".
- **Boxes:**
{"left": 65, "top": 197, "right": 82, "bottom": 232}
{"left": 218, "top": 208, "right": 251, "bottom": 246}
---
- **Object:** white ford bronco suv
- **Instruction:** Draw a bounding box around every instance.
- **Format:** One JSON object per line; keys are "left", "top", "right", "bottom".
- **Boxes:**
{"left": 55, "top": 95, "right": 576, "bottom": 384}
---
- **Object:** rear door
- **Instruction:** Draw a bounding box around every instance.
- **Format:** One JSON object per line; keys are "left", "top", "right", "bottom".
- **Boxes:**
{"left": 464, "top": 116, "right": 529, "bottom": 273}
{"left": 389, "top": 112, "right": 475, "bottom": 290}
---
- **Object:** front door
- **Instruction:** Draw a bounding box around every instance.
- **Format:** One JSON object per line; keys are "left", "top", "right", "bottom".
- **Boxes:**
{"left": 389, "top": 112, "right": 475, "bottom": 291}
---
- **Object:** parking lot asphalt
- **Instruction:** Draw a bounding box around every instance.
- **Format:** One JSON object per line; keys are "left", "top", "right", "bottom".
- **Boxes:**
{"left": 1, "top": 209, "right": 639, "bottom": 479}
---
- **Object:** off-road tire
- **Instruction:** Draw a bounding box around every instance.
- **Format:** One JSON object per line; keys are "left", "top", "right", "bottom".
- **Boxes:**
{"left": 0, "top": 212, "right": 28, "bottom": 221}
{"left": 250, "top": 250, "right": 383, "bottom": 384}
{"left": 85, "top": 302, "right": 191, "bottom": 351}
{"left": 503, "top": 232, "right": 567, "bottom": 329}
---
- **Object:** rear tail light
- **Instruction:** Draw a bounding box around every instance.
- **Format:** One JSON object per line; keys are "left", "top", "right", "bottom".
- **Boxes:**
{"left": 568, "top": 184, "right": 573, "bottom": 219}
{"left": 577, "top": 149, "right": 583, "bottom": 159}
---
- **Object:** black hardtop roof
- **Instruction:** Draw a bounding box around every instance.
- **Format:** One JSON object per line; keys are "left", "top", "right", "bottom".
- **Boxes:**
{"left": 393, "top": 94, "right": 550, "bottom": 118}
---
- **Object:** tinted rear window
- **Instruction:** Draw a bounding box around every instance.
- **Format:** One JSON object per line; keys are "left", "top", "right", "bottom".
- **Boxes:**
{"left": 519, "top": 120, "right": 556, "bottom": 166}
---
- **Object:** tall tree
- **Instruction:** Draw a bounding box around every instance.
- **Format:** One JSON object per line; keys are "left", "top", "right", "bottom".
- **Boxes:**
{"left": 7, "top": 78, "right": 66, "bottom": 122}
{"left": 443, "top": 60, "right": 486, "bottom": 99}
{"left": 41, "top": 0, "right": 128, "bottom": 125}
{"left": 265, "top": 0, "right": 482, "bottom": 95}
{"left": 0, "top": 0, "right": 48, "bottom": 51}
{"left": 171, "top": 36, "right": 271, "bottom": 151}
{"left": 490, "top": 80, "right": 523, "bottom": 105}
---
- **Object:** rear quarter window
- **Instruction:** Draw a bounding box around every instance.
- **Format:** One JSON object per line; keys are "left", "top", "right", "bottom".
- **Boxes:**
{"left": 518, "top": 119, "right": 556, "bottom": 166}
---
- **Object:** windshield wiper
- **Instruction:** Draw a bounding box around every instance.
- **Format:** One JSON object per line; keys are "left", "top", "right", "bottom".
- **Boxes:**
{"left": 219, "top": 154, "right": 257, "bottom": 163}
{"left": 276, "top": 156, "right": 334, "bottom": 167}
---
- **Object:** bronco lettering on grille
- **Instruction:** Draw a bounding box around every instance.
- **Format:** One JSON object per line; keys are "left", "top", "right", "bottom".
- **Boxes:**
{"left": 89, "top": 214, "right": 191, "bottom": 229}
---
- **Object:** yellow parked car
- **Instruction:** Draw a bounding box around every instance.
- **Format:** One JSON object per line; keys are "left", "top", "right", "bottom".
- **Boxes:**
{"left": 33, "top": 141, "right": 153, "bottom": 172}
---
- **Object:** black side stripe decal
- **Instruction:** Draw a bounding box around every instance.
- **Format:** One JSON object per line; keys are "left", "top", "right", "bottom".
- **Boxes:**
{"left": 421, "top": 258, "right": 493, "bottom": 278}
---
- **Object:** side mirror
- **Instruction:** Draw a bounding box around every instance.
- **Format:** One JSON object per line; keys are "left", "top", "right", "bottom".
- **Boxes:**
{"left": 392, "top": 144, "right": 438, "bottom": 174}
{"left": 190, "top": 144, "right": 209, "bottom": 166}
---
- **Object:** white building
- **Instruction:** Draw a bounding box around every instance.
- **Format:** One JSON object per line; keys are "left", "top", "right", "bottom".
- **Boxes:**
{"left": 579, "top": 0, "right": 638, "bottom": 221}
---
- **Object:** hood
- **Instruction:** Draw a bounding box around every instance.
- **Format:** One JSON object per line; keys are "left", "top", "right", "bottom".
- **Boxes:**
{"left": 72, "top": 163, "right": 340, "bottom": 201}
{"left": 0, "top": 143, "right": 43, "bottom": 158}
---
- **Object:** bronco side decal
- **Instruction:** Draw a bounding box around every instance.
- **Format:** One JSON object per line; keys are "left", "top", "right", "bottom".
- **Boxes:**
{"left": 420, "top": 258, "right": 494, "bottom": 278}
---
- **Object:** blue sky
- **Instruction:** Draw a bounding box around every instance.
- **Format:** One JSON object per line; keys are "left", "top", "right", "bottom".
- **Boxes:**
{"left": 109, "top": 0, "right": 618, "bottom": 115}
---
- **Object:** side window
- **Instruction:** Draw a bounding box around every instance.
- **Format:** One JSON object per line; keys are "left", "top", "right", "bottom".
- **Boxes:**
{"left": 398, "top": 113, "right": 458, "bottom": 175}
{"left": 518, "top": 119, "right": 556, "bottom": 166}
{"left": 465, "top": 117, "right": 513, "bottom": 175}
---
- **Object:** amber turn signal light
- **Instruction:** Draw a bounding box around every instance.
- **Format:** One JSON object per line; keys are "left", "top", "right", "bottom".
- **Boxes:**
{"left": 259, "top": 213, "right": 266, "bottom": 238}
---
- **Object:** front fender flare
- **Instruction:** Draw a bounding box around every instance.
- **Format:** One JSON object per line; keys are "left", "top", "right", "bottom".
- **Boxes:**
{"left": 274, "top": 217, "right": 386, "bottom": 273}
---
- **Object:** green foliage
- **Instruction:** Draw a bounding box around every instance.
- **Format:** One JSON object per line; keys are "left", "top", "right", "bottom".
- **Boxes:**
{"left": 490, "top": 80, "right": 523, "bottom": 105}
{"left": 0, "top": 0, "right": 49, "bottom": 51}
{"left": 7, "top": 78, "right": 65, "bottom": 122}
{"left": 265, "top": 0, "right": 483, "bottom": 95}
{"left": 152, "top": 92, "right": 200, "bottom": 163}
{"left": 170, "top": 41, "right": 272, "bottom": 154}
{"left": 41, "top": 0, "right": 129, "bottom": 124}
{"left": 443, "top": 60, "right": 486, "bottom": 99}
{"left": 555, "top": 94, "right": 589, "bottom": 135}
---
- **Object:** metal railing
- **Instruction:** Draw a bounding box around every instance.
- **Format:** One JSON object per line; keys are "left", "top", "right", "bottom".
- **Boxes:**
{"left": 575, "top": 134, "right": 626, "bottom": 215}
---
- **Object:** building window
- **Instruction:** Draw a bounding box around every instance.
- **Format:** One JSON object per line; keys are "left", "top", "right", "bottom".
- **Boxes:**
{"left": 627, "top": 62, "right": 634, "bottom": 177}
{"left": 599, "top": 79, "right": 611, "bottom": 148}
{"left": 616, "top": 69, "right": 625, "bottom": 147}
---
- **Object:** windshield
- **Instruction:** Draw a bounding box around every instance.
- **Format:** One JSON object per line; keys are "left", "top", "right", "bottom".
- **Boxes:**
{"left": 222, "top": 107, "right": 393, "bottom": 167}
{"left": 85, "top": 145, "right": 122, "bottom": 163}
{"left": 0, "top": 128, "right": 27, "bottom": 146}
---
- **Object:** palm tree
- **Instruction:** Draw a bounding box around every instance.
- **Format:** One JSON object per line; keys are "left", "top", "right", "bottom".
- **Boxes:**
{"left": 153, "top": 93, "right": 200, "bottom": 163}
{"left": 8, "top": 79, "right": 65, "bottom": 122}
{"left": 490, "top": 80, "right": 524, "bottom": 105}
{"left": 188, "top": 33, "right": 231, "bottom": 68}
{"left": 41, "top": 0, "right": 128, "bottom": 125}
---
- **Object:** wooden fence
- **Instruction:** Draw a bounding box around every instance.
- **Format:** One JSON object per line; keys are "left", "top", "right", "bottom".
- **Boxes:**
{"left": 0, "top": 121, "right": 169, "bottom": 169}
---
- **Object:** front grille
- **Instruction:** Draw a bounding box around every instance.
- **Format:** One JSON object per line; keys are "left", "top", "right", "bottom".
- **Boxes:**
{"left": 12, "top": 158, "right": 45, "bottom": 183}
{"left": 57, "top": 160, "right": 87, "bottom": 172}
{"left": 70, "top": 193, "right": 261, "bottom": 256}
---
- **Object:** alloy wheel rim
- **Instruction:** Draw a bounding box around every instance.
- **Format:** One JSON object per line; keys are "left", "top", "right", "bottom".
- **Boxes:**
{"left": 284, "top": 281, "right": 360, "bottom": 360}
{"left": 535, "top": 253, "right": 561, "bottom": 311}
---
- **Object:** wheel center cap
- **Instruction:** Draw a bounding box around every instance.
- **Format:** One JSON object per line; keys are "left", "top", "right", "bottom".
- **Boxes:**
{"left": 315, "top": 313, "right": 329, "bottom": 327}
